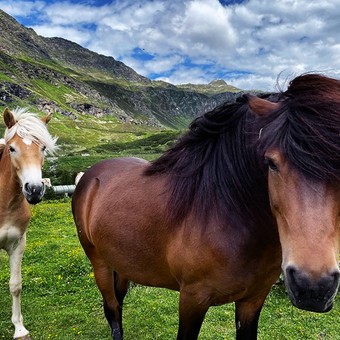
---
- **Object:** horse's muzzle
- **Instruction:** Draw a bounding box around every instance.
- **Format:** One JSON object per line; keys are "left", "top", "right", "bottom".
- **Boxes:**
{"left": 23, "top": 182, "right": 45, "bottom": 204}
{"left": 284, "top": 266, "right": 340, "bottom": 313}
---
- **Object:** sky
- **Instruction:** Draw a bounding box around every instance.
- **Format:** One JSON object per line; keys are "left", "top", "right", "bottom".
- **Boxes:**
{"left": 0, "top": 0, "right": 340, "bottom": 91}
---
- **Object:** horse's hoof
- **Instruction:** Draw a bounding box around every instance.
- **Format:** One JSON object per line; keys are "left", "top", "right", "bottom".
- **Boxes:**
{"left": 15, "top": 335, "right": 31, "bottom": 340}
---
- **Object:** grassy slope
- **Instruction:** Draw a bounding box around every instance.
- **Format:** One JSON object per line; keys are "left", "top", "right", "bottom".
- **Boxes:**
{"left": 0, "top": 55, "right": 232, "bottom": 184}
{"left": 0, "top": 201, "right": 339, "bottom": 339}
{"left": 45, "top": 112, "right": 181, "bottom": 185}
{"left": 0, "top": 52, "right": 185, "bottom": 184}
{"left": 0, "top": 104, "right": 182, "bottom": 186}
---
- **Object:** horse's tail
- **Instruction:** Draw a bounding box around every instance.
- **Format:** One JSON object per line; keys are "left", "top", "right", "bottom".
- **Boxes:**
{"left": 75, "top": 172, "right": 84, "bottom": 185}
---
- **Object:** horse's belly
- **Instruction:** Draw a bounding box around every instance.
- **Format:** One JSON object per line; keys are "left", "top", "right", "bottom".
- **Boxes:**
{"left": 93, "top": 230, "right": 179, "bottom": 289}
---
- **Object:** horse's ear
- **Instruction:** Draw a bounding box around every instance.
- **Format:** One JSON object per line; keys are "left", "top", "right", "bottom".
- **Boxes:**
{"left": 41, "top": 113, "right": 52, "bottom": 125}
{"left": 245, "top": 94, "right": 280, "bottom": 116}
{"left": 3, "top": 108, "right": 16, "bottom": 128}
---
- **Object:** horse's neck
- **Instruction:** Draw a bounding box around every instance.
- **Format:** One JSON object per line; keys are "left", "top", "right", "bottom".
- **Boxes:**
{"left": 0, "top": 154, "right": 30, "bottom": 241}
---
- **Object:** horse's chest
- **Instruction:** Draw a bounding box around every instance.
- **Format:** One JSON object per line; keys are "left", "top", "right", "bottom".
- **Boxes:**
{"left": 0, "top": 221, "right": 27, "bottom": 250}
{"left": 0, "top": 191, "right": 30, "bottom": 249}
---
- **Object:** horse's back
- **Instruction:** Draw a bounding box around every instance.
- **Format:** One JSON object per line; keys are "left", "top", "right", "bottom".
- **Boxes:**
{"left": 73, "top": 157, "right": 153, "bottom": 238}
{"left": 73, "top": 156, "right": 149, "bottom": 197}
{"left": 75, "top": 156, "right": 148, "bottom": 185}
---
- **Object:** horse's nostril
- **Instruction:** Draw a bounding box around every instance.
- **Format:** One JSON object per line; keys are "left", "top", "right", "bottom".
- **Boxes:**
{"left": 286, "top": 266, "right": 298, "bottom": 284}
{"left": 24, "top": 183, "right": 30, "bottom": 193}
{"left": 330, "top": 270, "right": 340, "bottom": 289}
{"left": 24, "top": 183, "right": 45, "bottom": 195}
{"left": 331, "top": 270, "right": 340, "bottom": 281}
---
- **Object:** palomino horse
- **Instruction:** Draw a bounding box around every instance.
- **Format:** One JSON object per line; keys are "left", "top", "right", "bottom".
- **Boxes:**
{"left": 72, "top": 74, "right": 340, "bottom": 339}
{"left": 0, "top": 107, "right": 57, "bottom": 339}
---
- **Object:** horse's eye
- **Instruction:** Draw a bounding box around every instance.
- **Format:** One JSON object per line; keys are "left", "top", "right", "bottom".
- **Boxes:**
{"left": 9, "top": 146, "right": 15, "bottom": 153}
{"left": 265, "top": 157, "right": 279, "bottom": 172}
{"left": 42, "top": 145, "right": 46, "bottom": 152}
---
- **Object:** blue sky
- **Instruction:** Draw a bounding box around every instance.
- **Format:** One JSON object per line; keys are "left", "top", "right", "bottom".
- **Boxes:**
{"left": 1, "top": 0, "right": 339, "bottom": 90}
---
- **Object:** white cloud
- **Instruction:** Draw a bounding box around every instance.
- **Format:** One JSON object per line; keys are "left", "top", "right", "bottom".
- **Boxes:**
{"left": 31, "top": 24, "right": 92, "bottom": 46}
{"left": 0, "top": 0, "right": 45, "bottom": 17}
{"left": 1, "top": 0, "right": 340, "bottom": 90}
{"left": 230, "top": 74, "right": 278, "bottom": 92}
{"left": 44, "top": 2, "right": 107, "bottom": 25}
{"left": 173, "top": 0, "right": 237, "bottom": 54}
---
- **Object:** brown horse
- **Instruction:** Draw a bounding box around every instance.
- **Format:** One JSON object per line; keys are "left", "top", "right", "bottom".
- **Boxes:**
{"left": 72, "top": 74, "right": 340, "bottom": 339}
{"left": 0, "top": 107, "right": 57, "bottom": 339}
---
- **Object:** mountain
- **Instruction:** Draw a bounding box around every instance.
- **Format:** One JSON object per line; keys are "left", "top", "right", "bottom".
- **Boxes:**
{"left": 0, "top": 10, "right": 240, "bottom": 129}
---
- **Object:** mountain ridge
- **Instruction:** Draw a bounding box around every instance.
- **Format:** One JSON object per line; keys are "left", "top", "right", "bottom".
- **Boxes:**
{"left": 0, "top": 9, "right": 241, "bottom": 128}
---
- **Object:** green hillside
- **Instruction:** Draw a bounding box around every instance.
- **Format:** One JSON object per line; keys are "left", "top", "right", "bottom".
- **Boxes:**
{"left": 0, "top": 9, "right": 241, "bottom": 186}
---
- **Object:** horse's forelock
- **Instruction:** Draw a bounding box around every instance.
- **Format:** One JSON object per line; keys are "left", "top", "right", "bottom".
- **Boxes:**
{"left": 4, "top": 108, "right": 58, "bottom": 154}
{"left": 257, "top": 74, "right": 340, "bottom": 184}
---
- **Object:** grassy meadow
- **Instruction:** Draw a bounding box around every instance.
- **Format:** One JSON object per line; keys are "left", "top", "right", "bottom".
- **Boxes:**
{"left": 0, "top": 109, "right": 339, "bottom": 339}
{"left": 0, "top": 200, "right": 339, "bottom": 340}
{"left": 44, "top": 113, "right": 182, "bottom": 186}
{"left": 0, "top": 107, "right": 182, "bottom": 186}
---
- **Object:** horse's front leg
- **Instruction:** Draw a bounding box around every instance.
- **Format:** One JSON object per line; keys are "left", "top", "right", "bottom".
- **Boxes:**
{"left": 177, "top": 288, "right": 209, "bottom": 339}
{"left": 234, "top": 291, "right": 269, "bottom": 340}
{"left": 7, "top": 232, "right": 30, "bottom": 340}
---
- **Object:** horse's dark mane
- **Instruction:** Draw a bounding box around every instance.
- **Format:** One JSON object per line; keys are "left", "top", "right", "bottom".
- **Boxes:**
{"left": 145, "top": 73, "right": 340, "bottom": 225}
{"left": 256, "top": 74, "right": 340, "bottom": 184}
{"left": 145, "top": 96, "right": 272, "bottom": 226}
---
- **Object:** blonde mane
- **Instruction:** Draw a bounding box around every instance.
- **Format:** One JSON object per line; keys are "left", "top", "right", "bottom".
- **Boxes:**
{"left": 4, "top": 108, "right": 58, "bottom": 154}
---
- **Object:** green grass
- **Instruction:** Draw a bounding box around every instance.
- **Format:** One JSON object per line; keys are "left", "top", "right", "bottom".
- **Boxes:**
{"left": 0, "top": 201, "right": 339, "bottom": 339}
{"left": 44, "top": 120, "right": 181, "bottom": 185}
{"left": 29, "top": 79, "right": 83, "bottom": 108}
